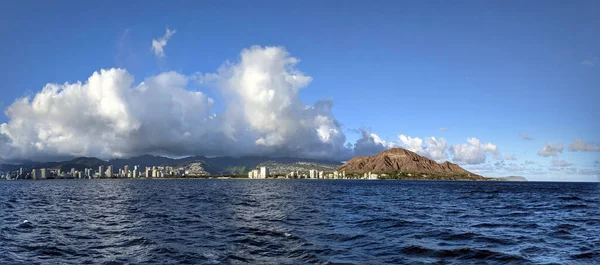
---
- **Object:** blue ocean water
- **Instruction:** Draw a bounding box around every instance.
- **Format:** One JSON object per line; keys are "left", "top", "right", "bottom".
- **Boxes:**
{"left": 0, "top": 179, "right": 598, "bottom": 265}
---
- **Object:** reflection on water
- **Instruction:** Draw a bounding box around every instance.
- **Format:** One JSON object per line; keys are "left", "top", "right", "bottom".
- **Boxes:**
{"left": 1, "top": 179, "right": 599, "bottom": 264}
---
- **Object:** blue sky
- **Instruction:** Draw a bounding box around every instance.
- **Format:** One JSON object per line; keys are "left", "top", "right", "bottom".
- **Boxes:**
{"left": 0, "top": 1, "right": 599, "bottom": 181}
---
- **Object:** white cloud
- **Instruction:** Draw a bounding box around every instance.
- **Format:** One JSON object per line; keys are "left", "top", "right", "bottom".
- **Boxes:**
{"left": 449, "top": 138, "right": 498, "bottom": 165}
{"left": 398, "top": 134, "right": 449, "bottom": 161}
{"left": 398, "top": 134, "right": 424, "bottom": 154}
{"left": 352, "top": 129, "right": 396, "bottom": 157}
{"left": 439, "top": 128, "right": 448, "bottom": 132}
{"left": 568, "top": 138, "right": 600, "bottom": 152}
{"left": 537, "top": 142, "right": 563, "bottom": 157}
{"left": 0, "top": 46, "right": 352, "bottom": 161}
{"left": 504, "top": 155, "right": 517, "bottom": 160}
{"left": 520, "top": 133, "right": 533, "bottom": 140}
{"left": 524, "top": 160, "right": 536, "bottom": 165}
{"left": 152, "top": 27, "right": 177, "bottom": 58}
{"left": 581, "top": 57, "right": 598, "bottom": 67}
{"left": 552, "top": 158, "right": 572, "bottom": 167}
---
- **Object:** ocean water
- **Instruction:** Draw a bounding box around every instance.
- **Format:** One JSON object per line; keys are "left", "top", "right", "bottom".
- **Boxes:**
{"left": 0, "top": 179, "right": 598, "bottom": 265}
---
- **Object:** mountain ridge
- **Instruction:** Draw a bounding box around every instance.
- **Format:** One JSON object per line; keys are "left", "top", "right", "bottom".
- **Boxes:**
{"left": 0, "top": 155, "right": 342, "bottom": 175}
{"left": 337, "top": 148, "right": 484, "bottom": 180}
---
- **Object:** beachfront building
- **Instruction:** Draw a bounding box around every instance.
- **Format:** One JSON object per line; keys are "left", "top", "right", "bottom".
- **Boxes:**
{"left": 260, "top": 167, "right": 269, "bottom": 178}
{"left": 31, "top": 169, "right": 41, "bottom": 180}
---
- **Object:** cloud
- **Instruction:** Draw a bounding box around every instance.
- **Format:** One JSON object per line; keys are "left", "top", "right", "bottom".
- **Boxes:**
{"left": 581, "top": 57, "right": 598, "bottom": 67}
{"left": 524, "top": 160, "right": 536, "bottom": 165}
{"left": 568, "top": 138, "right": 600, "bottom": 152}
{"left": 551, "top": 158, "right": 572, "bottom": 167}
{"left": 449, "top": 138, "right": 498, "bottom": 165}
{"left": 439, "top": 128, "right": 448, "bottom": 132}
{"left": 537, "top": 142, "right": 563, "bottom": 157}
{"left": 464, "top": 163, "right": 495, "bottom": 173}
{"left": 504, "top": 163, "right": 525, "bottom": 172}
{"left": 152, "top": 27, "right": 177, "bottom": 58}
{"left": 0, "top": 46, "right": 352, "bottom": 161}
{"left": 504, "top": 155, "right": 517, "bottom": 160}
{"left": 520, "top": 133, "right": 533, "bottom": 140}
{"left": 352, "top": 129, "right": 395, "bottom": 157}
{"left": 398, "top": 134, "right": 449, "bottom": 161}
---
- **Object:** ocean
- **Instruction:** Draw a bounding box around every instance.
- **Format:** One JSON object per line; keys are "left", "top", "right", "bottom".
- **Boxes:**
{"left": 1, "top": 179, "right": 598, "bottom": 264}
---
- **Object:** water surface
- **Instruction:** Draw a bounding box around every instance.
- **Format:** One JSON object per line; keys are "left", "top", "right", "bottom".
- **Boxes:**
{"left": 1, "top": 179, "right": 598, "bottom": 264}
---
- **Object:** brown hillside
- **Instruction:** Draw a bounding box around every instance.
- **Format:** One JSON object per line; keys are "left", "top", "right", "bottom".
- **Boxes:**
{"left": 338, "top": 148, "right": 483, "bottom": 178}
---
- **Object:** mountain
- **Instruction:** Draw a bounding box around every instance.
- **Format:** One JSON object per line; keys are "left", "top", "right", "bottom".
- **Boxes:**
{"left": 490, "top": 176, "right": 528, "bottom": 181}
{"left": 337, "top": 148, "right": 484, "bottom": 180}
{"left": 1, "top": 155, "right": 341, "bottom": 176}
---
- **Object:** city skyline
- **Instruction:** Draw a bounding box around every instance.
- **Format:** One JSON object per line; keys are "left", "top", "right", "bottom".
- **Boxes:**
{"left": 0, "top": 2, "right": 599, "bottom": 181}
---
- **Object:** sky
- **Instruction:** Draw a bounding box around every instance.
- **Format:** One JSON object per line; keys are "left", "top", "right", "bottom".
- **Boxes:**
{"left": 0, "top": 1, "right": 598, "bottom": 181}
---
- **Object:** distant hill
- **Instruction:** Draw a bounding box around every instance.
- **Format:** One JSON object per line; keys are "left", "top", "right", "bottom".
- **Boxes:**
{"left": 258, "top": 160, "right": 341, "bottom": 175}
{"left": 1, "top": 155, "right": 341, "bottom": 175}
{"left": 337, "top": 148, "right": 484, "bottom": 180}
{"left": 489, "top": 176, "right": 528, "bottom": 181}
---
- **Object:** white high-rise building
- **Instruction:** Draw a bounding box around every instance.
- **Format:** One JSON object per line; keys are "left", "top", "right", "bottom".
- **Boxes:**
{"left": 31, "top": 169, "right": 41, "bottom": 180}
{"left": 107, "top": 166, "right": 113, "bottom": 178}
{"left": 40, "top": 168, "right": 47, "bottom": 179}
{"left": 259, "top": 167, "right": 269, "bottom": 178}
{"left": 309, "top": 169, "right": 317, "bottom": 179}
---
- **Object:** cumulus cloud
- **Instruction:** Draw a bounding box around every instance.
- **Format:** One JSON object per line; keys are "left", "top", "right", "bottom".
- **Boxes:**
{"left": 504, "top": 155, "right": 517, "bottom": 160}
{"left": 581, "top": 57, "right": 598, "bottom": 67}
{"left": 537, "top": 142, "right": 563, "bottom": 157}
{"left": 520, "top": 133, "right": 533, "bottom": 140}
{"left": 0, "top": 46, "right": 351, "bottom": 161}
{"left": 568, "top": 138, "right": 600, "bottom": 152}
{"left": 504, "top": 163, "right": 525, "bottom": 172}
{"left": 551, "top": 158, "right": 572, "bottom": 167}
{"left": 398, "top": 134, "right": 449, "bottom": 161}
{"left": 449, "top": 138, "right": 498, "bottom": 165}
{"left": 352, "top": 129, "right": 396, "bottom": 157}
{"left": 152, "top": 27, "right": 176, "bottom": 58}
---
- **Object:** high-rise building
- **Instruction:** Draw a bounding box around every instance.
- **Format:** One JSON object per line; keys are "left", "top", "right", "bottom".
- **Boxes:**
{"left": 124, "top": 165, "right": 129, "bottom": 176}
{"left": 31, "top": 169, "right": 41, "bottom": 180}
{"left": 19, "top": 167, "right": 24, "bottom": 176}
{"left": 99, "top": 166, "right": 105, "bottom": 178}
{"left": 145, "top": 168, "right": 150, "bottom": 178}
{"left": 259, "top": 167, "right": 269, "bottom": 178}
{"left": 107, "top": 166, "right": 113, "bottom": 178}
{"left": 309, "top": 169, "right": 317, "bottom": 179}
{"left": 40, "top": 168, "right": 47, "bottom": 179}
